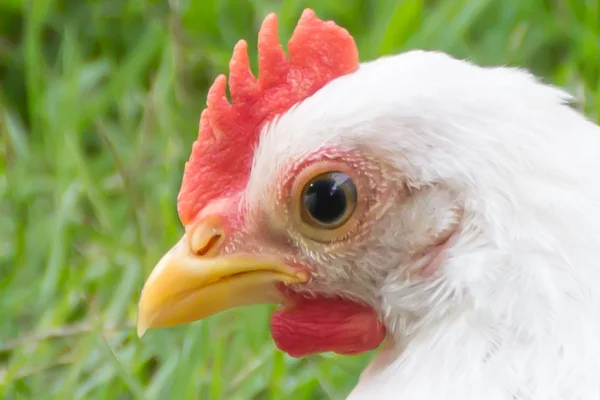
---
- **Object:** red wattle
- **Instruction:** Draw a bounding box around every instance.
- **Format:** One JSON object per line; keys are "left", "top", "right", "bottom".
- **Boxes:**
{"left": 270, "top": 295, "right": 386, "bottom": 358}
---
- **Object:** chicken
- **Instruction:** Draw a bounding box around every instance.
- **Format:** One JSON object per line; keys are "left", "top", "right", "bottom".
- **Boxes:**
{"left": 136, "top": 9, "right": 600, "bottom": 400}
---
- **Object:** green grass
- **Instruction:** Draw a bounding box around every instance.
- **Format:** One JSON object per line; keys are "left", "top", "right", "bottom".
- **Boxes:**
{"left": 1, "top": 0, "right": 598, "bottom": 398}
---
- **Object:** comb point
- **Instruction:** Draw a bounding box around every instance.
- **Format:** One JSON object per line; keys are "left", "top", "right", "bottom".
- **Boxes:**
{"left": 299, "top": 8, "right": 317, "bottom": 23}
{"left": 229, "top": 40, "right": 257, "bottom": 103}
{"left": 258, "top": 12, "right": 287, "bottom": 87}
{"left": 206, "top": 75, "right": 231, "bottom": 140}
{"left": 288, "top": 9, "right": 358, "bottom": 81}
{"left": 206, "top": 74, "right": 229, "bottom": 107}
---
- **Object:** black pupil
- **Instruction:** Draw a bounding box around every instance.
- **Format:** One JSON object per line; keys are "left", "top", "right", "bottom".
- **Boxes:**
{"left": 303, "top": 173, "right": 353, "bottom": 225}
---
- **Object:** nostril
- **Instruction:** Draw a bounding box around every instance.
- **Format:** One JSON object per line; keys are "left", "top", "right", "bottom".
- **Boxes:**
{"left": 189, "top": 220, "right": 225, "bottom": 257}
{"left": 195, "top": 234, "right": 222, "bottom": 256}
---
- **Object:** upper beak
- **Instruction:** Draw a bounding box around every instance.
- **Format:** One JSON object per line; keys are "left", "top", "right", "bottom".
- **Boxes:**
{"left": 137, "top": 220, "right": 308, "bottom": 337}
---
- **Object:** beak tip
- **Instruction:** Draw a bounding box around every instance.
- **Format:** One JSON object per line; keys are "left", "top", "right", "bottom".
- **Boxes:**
{"left": 137, "top": 325, "right": 148, "bottom": 339}
{"left": 137, "top": 321, "right": 149, "bottom": 338}
{"left": 136, "top": 305, "right": 151, "bottom": 338}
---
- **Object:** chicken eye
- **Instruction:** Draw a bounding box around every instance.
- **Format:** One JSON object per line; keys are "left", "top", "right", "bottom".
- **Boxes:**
{"left": 301, "top": 172, "right": 357, "bottom": 229}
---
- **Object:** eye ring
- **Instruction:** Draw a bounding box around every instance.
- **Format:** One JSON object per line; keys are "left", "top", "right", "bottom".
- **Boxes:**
{"left": 289, "top": 163, "right": 363, "bottom": 244}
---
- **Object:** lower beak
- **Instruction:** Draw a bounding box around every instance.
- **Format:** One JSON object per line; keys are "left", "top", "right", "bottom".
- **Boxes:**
{"left": 137, "top": 234, "right": 308, "bottom": 337}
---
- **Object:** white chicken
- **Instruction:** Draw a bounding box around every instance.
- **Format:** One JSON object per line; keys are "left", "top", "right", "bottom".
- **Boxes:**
{"left": 137, "top": 9, "right": 600, "bottom": 399}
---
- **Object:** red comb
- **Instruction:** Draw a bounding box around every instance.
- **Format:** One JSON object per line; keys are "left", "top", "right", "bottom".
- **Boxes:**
{"left": 177, "top": 9, "right": 359, "bottom": 225}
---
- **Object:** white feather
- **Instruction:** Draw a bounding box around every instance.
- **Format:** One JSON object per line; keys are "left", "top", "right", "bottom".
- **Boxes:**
{"left": 245, "top": 50, "right": 600, "bottom": 399}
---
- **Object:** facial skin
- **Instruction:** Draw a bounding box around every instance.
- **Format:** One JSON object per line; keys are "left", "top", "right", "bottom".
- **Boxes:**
{"left": 137, "top": 139, "right": 462, "bottom": 356}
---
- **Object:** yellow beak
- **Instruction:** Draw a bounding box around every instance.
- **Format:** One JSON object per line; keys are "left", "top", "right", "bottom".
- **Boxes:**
{"left": 137, "top": 225, "right": 308, "bottom": 337}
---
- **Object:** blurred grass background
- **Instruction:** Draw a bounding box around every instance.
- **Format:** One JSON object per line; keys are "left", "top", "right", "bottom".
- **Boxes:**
{"left": 1, "top": 0, "right": 599, "bottom": 398}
